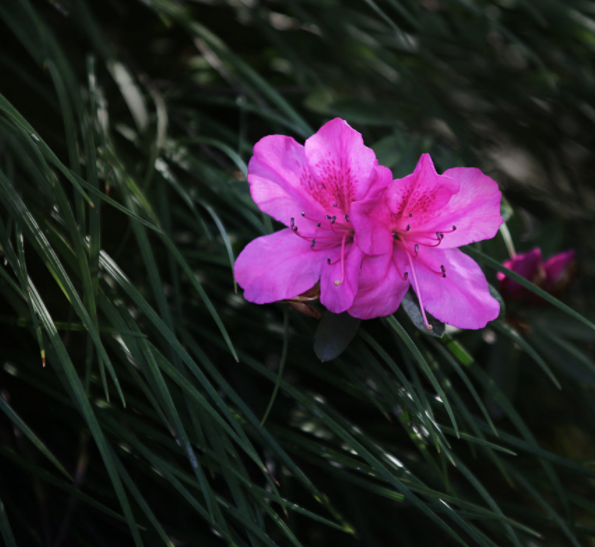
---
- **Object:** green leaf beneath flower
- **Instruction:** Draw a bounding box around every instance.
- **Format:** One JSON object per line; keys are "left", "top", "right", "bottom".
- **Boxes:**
{"left": 314, "top": 311, "right": 361, "bottom": 362}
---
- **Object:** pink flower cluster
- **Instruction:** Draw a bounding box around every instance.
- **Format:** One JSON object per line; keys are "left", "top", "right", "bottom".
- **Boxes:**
{"left": 234, "top": 119, "right": 503, "bottom": 330}
{"left": 498, "top": 248, "right": 575, "bottom": 301}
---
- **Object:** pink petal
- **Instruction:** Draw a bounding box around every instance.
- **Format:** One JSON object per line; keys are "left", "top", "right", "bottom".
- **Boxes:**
{"left": 234, "top": 229, "right": 327, "bottom": 304}
{"left": 363, "top": 164, "right": 394, "bottom": 201}
{"left": 320, "top": 243, "right": 364, "bottom": 314}
{"left": 497, "top": 248, "right": 542, "bottom": 299}
{"left": 347, "top": 253, "right": 410, "bottom": 319}
{"left": 305, "top": 118, "right": 377, "bottom": 212}
{"left": 544, "top": 250, "right": 575, "bottom": 285}
{"left": 410, "top": 248, "right": 500, "bottom": 329}
{"left": 422, "top": 166, "right": 503, "bottom": 249}
{"left": 385, "top": 154, "right": 459, "bottom": 222}
{"left": 248, "top": 135, "right": 326, "bottom": 227}
{"left": 350, "top": 197, "right": 394, "bottom": 256}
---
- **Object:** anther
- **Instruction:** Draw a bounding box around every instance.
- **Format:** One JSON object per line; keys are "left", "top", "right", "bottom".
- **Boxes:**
{"left": 409, "top": 214, "right": 413, "bottom": 217}
{"left": 440, "top": 232, "right": 444, "bottom": 239}
{"left": 442, "top": 273, "right": 447, "bottom": 278}
{"left": 327, "top": 258, "right": 331, "bottom": 265}
{"left": 440, "top": 265, "right": 445, "bottom": 272}
{"left": 436, "top": 232, "right": 441, "bottom": 240}
{"left": 301, "top": 212, "right": 305, "bottom": 217}
{"left": 404, "top": 272, "right": 408, "bottom": 280}
{"left": 293, "top": 226, "right": 298, "bottom": 232}
{"left": 290, "top": 217, "right": 295, "bottom": 227}
{"left": 452, "top": 225, "right": 457, "bottom": 231}
{"left": 414, "top": 244, "right": 419, "bottom": 257}
{"left": 317, "top": 222, "right": 321, "bottom": 227}
{"left": 311, "top": 239, "right": 316, "bottom": 248}
{"left": 325, "top": 215, "right": 331, "bottom": 219}
{"left": 334, "top": 280, "right": 341, "bottom": 286}
{"left": 333, "top": 203, "right": 338, "bottom": 207}
{"left": 344, "top": 214, "right": 350, "bottom": 222}
{"left": 331, "top": 216, "right": 336, "bottom": 224}
{"left": 406, "top": 224, "right": 411, "bottom": 232}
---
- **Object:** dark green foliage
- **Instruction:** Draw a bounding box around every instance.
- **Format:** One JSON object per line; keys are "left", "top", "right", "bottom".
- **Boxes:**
{"left": 0, "top": 0, "right": 594, "bottom": 546}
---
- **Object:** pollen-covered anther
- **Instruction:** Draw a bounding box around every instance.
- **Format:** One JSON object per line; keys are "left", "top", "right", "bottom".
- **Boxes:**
{"left": 334, "top": 280, "right": 341, "bottom": 286}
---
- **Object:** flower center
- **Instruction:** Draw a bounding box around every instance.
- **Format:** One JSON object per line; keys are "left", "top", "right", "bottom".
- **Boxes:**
{"left": 290, "top": 203, "right": 354, "bottom": 287}
{"left": 392, "top": 214, "right": 458, "bottom": 330}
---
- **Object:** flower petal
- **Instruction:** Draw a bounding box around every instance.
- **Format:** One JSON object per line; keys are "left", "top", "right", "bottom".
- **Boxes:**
{"left": 544, "top": 250, "right": 575, "bottom": 285}
{"left": 305, "top": 118, "right": 378, "bottom": 212}
{"left": 350, "top": 197, "right": 394, "bottom": 255}
{"left": 235, "top": 229, "right": 327, "bottom": 304}
{"left": 423, "top": 166, "right": 503, "bottom": 249}
{"left": 497, "top": 248, "right": 542, "bottom": 299}
{"left": 385, "top": 154, "right": 459, "bottom": 222}
{"left": 411, "top": 248, "right": 500, "bottom": 329}
{"left": 348, "top": 253, "right": 410, "bottom": 319}
{"left": 248, "top": 135, "right": 326, "bottom": 227}
{"left": 364, "top": 164, "right": 394, "bottom": 201}
{"left": 320, "top": 243, "right": 364, "bottom": 314}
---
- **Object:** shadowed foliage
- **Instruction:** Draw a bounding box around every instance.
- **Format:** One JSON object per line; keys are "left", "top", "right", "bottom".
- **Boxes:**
{"left": 0, "top": 0, "right": 594, "bottom": 546}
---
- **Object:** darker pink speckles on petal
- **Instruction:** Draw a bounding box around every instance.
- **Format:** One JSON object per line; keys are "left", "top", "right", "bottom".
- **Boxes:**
{"left": 385, "top": 154, "right": 459, "bottom": 222}
{"left": 305, "top": 118, "right": 378, "bottom": 212}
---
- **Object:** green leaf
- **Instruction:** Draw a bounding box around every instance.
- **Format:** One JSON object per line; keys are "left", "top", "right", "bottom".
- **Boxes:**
{"left": 314, "top": 311, "right": 361, "bottom": 362}
{"left": 401, "top": 289, "right": 445, "bottom": 337}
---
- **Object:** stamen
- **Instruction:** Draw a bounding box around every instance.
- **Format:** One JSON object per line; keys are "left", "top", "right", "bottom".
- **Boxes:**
{"left": 414, "top": 244, "right": 419, "bottom": 257}
{"left": 290, "top": 217, "right": 295, "bottom": 228}
{"left": 392, "top": 254, "right": 409, "bottom": 281}
{"left": 406, "top": 252, "right": 433, "bottom": 331}
{"left": 301, "top": 212, "right": 305, "bottom": 217}
{"left": 327, "top": 258, "right": 331, "bottom": 264}
{"left": 293, "top": 225, "right": 298, "bottom": 232}
{"left": 344, "top": 214, "right": 350, "bottom": 222}
{"left": 325, "top": 215, "right": 331, "bottom": 219}
{"left": 406, "top": 224, "right": 411, "bottom": 232}
{"left": 452, "top": 225, "right": 457, "bottom": 231}
{"left": 331, "top": 216, "right": 337, "bottom": 225}
{"left": 333, "top": 203, "right": 338, "bottom": 207}
{"left": 317, "top": 222, "right": 321, "bottom": 227}
{"left": 334, "top": 235, "right": 348, "bottom": 286}
{"left": 409, "top": 214, "right": 413, "bottom": 217}
{"left": 441, "top": 265, "right": 446, "bottom": 278}
{"left": 311, "top": 239, "right": 316, "bottom": 248}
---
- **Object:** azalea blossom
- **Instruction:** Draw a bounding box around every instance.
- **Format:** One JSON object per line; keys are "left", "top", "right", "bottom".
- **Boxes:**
{"left": 497, "top": 248, "right": 575, "bottom": 300}
{"left": 350, "top": 154, "right": 502, "bottom": 329}
{"left": 234, "top": 118, "right": 392, "bottom": 314}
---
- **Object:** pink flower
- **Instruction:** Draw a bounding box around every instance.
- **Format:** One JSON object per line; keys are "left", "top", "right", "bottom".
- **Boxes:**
{"left": 350, "top": 154, "right": 503, "bottom": 329}
{"left": 234, "top": 118, "right": 392, "bottom": 314}
{"left": 497, "top": 248, "right": 576, "bottom": 300}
